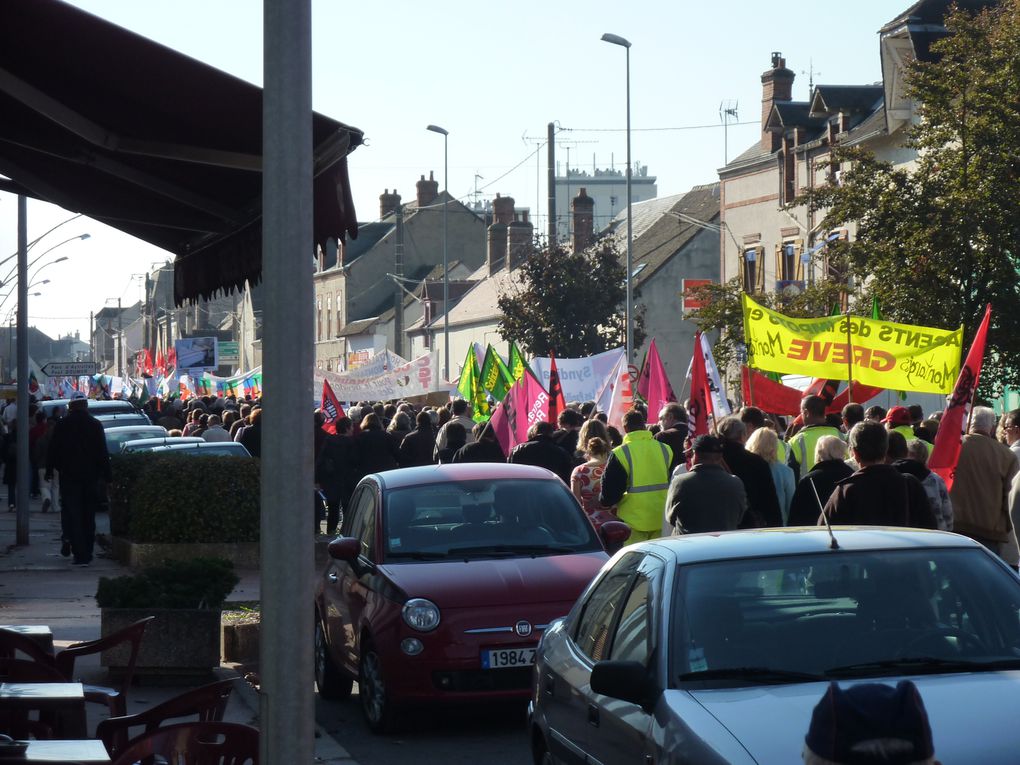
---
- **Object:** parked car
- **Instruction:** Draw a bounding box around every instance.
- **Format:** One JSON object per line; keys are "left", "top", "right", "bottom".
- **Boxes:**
{"left": 529, "top": 528, "right": 1020, "bottom": 765}
{"left": 94, "top": 412, "right": 152, "bottom": 429}
{"left": 38, "top": 398, "right": 139, "bottom": 419}
{"left": 145, "top": 441, "right": 251, "bottom": 457}
{"left": 313, "top": 463, "right": 630, "bottom": 733}
{"left": 104, "top": 425, "right": 167, "bottom": 454}
{"left": 120, "top": 436, "right": 204, "bottom": 453}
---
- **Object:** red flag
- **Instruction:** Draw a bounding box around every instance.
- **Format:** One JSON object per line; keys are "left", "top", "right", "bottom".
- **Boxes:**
{"left": 688, "top": 331, "right": 711, "bottom": 438}
{"left": 547, "top": 350, "right": 566, "bottom": 424}
{"left": 741, "top": 366, "right": 803, "bottom": 415}
{"left": 320, "top": 379, "right": 345, "bottom": 435}
{"left": 522, "top": 369, "right": 550, "bottom": 442}
{"left": 825, "top": 382, "right": 884, "bottom": 414}
{"left": 155, "top": 350, "right": 165, "bottom": 376}
{"left": 930, "top": 304, "right": 991, "bottom": 492}
{"left": 166, "top": 347, "right": 177, "bottom": 370}
{"left": 637, "top": 338, "right": 677, "bottom": 417}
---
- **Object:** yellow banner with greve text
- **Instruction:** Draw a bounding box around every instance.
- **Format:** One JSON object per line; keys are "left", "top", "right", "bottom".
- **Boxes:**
{"left": 741, "top": 294, "right": 963, "bottom": 394}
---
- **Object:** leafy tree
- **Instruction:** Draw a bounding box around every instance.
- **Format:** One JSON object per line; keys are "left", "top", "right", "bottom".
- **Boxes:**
{"left": 796, "top": 0, "right": 1020, "bottom": 396}
{"left": 496, "top": 239, "right": 645, "bottom": 358}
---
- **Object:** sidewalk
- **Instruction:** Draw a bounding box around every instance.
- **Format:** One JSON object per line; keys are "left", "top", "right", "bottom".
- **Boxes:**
{"left": 0, "top": 498, "right": 355, "bottom": 763}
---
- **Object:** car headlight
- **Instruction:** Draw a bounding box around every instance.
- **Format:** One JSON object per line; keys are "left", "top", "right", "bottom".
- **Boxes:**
{"left": 402, "top": 598, "right": 440, "bottom": 632}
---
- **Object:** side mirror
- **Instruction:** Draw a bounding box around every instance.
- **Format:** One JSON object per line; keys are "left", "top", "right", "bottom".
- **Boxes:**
{"left": 590, "top": 660, "right": 657, "bottom": 707}
{"left": 599, "top": 521, "right": 632, "bottom": 547}
{"left": 327, "top": 536, "right": 361, "bottom": 562}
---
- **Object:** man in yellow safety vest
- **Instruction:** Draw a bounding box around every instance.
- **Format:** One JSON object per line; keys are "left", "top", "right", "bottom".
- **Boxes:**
{"left": 599, "top": 408, "right": 672, "bottom": 545}
{"left": 787, "top": 395, "right": 843, "bottom": 482}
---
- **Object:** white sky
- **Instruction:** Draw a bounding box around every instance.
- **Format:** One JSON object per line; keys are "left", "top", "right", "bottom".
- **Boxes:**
{"left": 0, "top": 0, "right": 903, "bottom": 345}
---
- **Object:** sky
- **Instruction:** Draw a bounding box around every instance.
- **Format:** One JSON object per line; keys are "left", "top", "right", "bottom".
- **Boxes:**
{"left": 0, "top": 0, "right": 905, "bottom": 346}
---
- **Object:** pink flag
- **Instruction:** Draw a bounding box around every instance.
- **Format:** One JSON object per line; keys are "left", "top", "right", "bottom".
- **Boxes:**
{"left": 488, "top": 382, "right": 521, "bottom": 457}
{"left": 489, "top": 372, "right": 549, "bottom": 454}
{"left": 688, "top": 331, "right": 711, "bottom": 438}
{"left": 930, "top": 305, "right": 991, "bottom": 492}
{"left": 520, "top": 370, "right": 550, "bottom": 443}
{"left": 637, "top": 338, "right": 676, "bottom": 418}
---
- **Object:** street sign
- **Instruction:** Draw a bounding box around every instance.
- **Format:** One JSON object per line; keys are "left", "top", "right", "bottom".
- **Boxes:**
{"left": 40, "top": 361, "right": 99, "bottom": 377}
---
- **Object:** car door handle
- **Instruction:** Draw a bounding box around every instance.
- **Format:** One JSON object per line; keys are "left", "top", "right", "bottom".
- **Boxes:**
{"left": 587, "top": 703, "right": 599, "bottom": 727}
{"left": 328, "top": 572, "right": 338, "bottom": 583}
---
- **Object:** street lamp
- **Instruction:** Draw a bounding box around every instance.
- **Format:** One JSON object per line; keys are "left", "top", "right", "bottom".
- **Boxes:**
{"left": 28, "top": 256, "right": 68, "bottom": 287}
{"left": 0, "top": 235, "right": 87, "bottom": 289}
{"left": 0, "top": 213, "right": 83, "bottom": 272}
{"left": 601, "top": 32, "right": 634, "bottom": 364}
{"left": 426, "top": 124, "right": 450, "bottom": 381}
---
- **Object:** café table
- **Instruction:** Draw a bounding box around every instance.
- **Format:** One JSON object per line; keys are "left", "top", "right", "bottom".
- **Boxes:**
{"left": 20, "top": 738, "right": 111, "bottom": 763}
{"left": 0, "top": 682, "right": 86, "bottom": 738}
{"left": 0, "top": 625, "right": 55, "bottom": 655}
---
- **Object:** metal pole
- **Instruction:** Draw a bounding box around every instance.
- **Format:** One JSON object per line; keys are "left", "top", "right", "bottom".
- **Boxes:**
{"left": 624, "top": 44, "right": 633, "bottom": 365}
{"left": 15, "top": 195, "right": 29, "bottom": 545}
{"left": 442, "top": 135, "right": 449, "bottom": 381}
{"left": 117, "top": 297, "right": 123, "bottom": 379}
{"left": 547, "top": 122, "right": 556, "bottom": 246}
{"left": 262, "top": 0, "right": 314, "bottom": 762}
{"left": 394, "top": 203, "right": 404, "bottom": 358}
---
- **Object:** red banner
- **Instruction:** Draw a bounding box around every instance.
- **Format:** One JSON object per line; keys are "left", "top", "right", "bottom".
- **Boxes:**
{"left": 637, "top": 338, "right": 677, "bottom": 418}
{"left": 547, "top": 351, "right": 566, "bottom": 424}
{"left": 742, "top": 367, "right": 803, "bottom": 415}
{"left": 689, "top": 332, "right": 711, "bottom": 437}
{"left": 320, "top": 379, "right": 345, "bottom": 435}
{"left": 930, "top": 305, "right": 991, "bottom": 492}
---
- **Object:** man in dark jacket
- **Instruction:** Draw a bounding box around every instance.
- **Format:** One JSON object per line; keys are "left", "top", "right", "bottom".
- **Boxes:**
{"left": 315, "top": 417, "right": 358, "bottom": 536}
{"left": 654, "top": 402, "right": 688, "bottom": 474}
{"left": 44, "top": 394, "right": 111, "bottom": 566}
{"left": 551, "top": 409, "right": 584, "bottom": 464}
{"left": 788, "top": 435, "right": 854, "bottom": 526}
{"left": 717, "top": 416, "right": 782, "bottom": 527}
{"left": 665, "top": 435, "right": 746, "bottom": 534}
{"left": 508, "top": 421, "right": 573, "bottom": 484}
{"left": 822, "top": 421, "right": 934, "bottom": 528}
{"left": 398, "top": 411, "right": 437, "bottom": 467}
{"left": 453, "top": 422, "right": 505, "bottom": 463}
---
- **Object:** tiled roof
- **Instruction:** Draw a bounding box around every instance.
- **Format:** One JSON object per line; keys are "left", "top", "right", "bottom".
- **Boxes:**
{"left": 720, "top": 140, "right": 773, "bottom": 175}
{"left": 809, "top": 85, "right": 884, "bottom": 117}
{"left": 406, "top": 272, "right": 499, "bottom": 331}
{"left": 767, "top": 102, "right": 828, "bottom": 133}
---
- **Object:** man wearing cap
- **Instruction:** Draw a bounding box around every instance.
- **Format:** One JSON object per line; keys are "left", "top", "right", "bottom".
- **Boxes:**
{"left": 44, "top": 393, "right": 111, "bottom": 566}
{"left": 787, "top": 395, "right": 843, "bottom": 482}
{"left": 885, "top": 405, "right": 933, "bottom": 455}
{"left": 599, "top": 409, "right": 672, "bottom": 544}
{"left": 665, "top": 434, "right": 746, "bottom": 534}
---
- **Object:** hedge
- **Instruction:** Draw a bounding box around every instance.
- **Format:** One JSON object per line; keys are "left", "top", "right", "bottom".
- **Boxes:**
{"left": 96, "top": 557, "right": 240, "bottom": 609}
{"left": 110, "top": 453, "right": 260, "bottom": 544}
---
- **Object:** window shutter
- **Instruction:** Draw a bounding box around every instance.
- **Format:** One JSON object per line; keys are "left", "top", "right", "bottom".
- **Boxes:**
{"left": 774, "top": 244, "right": 783, "bottom": 286}
{"left": 794, "top": 238, "right": 805, "bottom": 281}
{"left": 755, "top": 246, "right": 766, "bottom": 292}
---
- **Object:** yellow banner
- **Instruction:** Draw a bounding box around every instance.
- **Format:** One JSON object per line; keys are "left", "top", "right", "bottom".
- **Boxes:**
{"left": 741, "top": 294, "right": 963, "bottom": 393}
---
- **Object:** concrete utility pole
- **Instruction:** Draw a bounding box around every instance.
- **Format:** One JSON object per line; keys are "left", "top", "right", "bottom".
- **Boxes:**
{"left": 15, "top": 195, "right": 29, "bottom": 545}
{"left": 117, "top": 297, "right": 123, "bottom": 379}
{"left": 547, "top": 122, "right": 556, "bottom": 246}
{"left": 393, "top": 203, "right": 404, "bottom": 358}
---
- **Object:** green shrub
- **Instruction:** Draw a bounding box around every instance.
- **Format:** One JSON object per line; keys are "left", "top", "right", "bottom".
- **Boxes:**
{"left": 96, "top": 557, "right": 240, "bottom": 609}
{"left": 109, "top": 453, "right": 153, "bottom": 537}
{"left": 124, "top": 455, "right": 260, "bottom": 544}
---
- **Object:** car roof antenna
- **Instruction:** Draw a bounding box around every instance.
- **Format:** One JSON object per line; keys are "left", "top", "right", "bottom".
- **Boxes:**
{"left": 809, "top": 477, "right": 839, "bottom": 550}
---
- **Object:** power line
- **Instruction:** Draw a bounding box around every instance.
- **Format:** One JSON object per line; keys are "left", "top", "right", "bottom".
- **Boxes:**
{"left": 563, "top": 121, "right": 757, "bottom": 133}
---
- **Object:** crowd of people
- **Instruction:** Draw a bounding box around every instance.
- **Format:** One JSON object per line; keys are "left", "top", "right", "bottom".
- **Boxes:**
{"left": 309, "top": 392, "right": 1020, "bottom": 568}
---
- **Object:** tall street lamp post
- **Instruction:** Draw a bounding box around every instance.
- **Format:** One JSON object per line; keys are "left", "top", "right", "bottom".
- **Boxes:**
{"left": 426, "top": 124, "right": 450, "bottom": 381}
{"left": 600, "top": 32, "right": 633, "bottom": 364}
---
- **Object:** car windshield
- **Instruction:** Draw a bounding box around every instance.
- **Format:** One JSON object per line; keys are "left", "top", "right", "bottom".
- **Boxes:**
{"left": 672, "top": 547, "right": 1020, "bottom": 687}
{"left": 384, "top": 478, "right": 601, "bottom": 561}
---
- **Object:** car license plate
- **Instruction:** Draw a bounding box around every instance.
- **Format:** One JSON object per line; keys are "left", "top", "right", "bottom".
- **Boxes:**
{"left": 481, "top": 647, "right": 536, "bottom": 669}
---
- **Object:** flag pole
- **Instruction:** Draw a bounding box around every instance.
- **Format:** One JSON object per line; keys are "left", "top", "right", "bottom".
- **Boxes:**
{"left": 844, "top": 310, "right": 855, "bottom": 404}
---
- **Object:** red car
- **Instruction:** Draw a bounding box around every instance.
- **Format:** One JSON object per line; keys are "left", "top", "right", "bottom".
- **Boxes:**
{"left": 313, "top": 462, "right": 629, "bottom": 733}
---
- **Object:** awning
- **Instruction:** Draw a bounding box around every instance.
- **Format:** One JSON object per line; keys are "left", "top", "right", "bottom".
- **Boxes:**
{"left": 0, "top": 0, "right": 364, "bottom": 304}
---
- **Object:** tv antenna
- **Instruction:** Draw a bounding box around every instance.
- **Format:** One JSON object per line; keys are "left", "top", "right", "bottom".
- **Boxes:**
{"left": 801, "top": 59, "right": 821, "bottom": 98}
{"left": 719, "top": 100, "right": 739, "bottom": 165}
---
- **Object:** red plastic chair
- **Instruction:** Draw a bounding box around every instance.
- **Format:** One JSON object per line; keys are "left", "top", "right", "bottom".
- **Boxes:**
{"left": 96, "top": 678, "right": 236, "bottom": 758}
{"left": 109, "top": 721, "right": 259, "bottom": 765}
{"left": 0, "top": 628, "right": 57, "bottom": 665}
{"left": 54, "top": 616, "right": 155, "bottom": 719}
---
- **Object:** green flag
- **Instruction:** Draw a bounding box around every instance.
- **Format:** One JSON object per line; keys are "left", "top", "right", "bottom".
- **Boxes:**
{"left": 509, "top": 341, "right": 528, "bottom": 382}
{"left": 456, "top": 346, "right": 490, "bottom": 422}
{"left": 480, "top": 345, "right": 514, "bottom": 402}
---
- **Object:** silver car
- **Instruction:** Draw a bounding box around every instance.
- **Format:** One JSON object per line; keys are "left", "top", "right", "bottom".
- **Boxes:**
{"left": 529, "top": 528, "right": 1020, "bottom": 764}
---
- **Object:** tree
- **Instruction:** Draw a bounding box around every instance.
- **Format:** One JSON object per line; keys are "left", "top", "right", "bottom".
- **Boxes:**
{"left": 496, "top": 239, "right": 645, "bottom": 358}
{"left": 796, "top": 0, "right": 1020, "bottom": 396}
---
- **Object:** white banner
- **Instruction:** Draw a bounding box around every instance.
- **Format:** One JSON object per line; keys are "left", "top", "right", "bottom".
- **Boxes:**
{"left": 700, "top": 333, "right": 731, "bottom": 417}
{"left": 315, "top": 352, "right": 453, "bottom": 403}
{"left": 530, "top": 347, "right": 626, "bottom": 404}
{"left": 340, "top": 349, "right": 407, "bottom": 379}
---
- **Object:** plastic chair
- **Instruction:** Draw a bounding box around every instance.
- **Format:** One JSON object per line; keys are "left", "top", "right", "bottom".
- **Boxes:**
{"left": 96, "top": 678, "right": 236, "bottom": 758}
{"left": 0, "top": 628, "right": 57, "bottom": 665}
{"left": 54, "top": 616, "right": 155, "bottom": 720}
{"left": 109, "top": 721, "right": 259, "bottom": 765}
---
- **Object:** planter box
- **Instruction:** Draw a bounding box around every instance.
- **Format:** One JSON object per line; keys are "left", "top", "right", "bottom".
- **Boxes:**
{"left": 101, "top": 608, "right": 222, "bottom": 681}
{"left": 111, "top": 537, "right": 259, "bottom": 570}
{"left": 221, "top": 621, "right": 260, "bottom": 665}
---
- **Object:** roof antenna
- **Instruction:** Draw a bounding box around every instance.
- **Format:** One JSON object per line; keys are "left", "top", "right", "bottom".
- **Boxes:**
{"left": 809, "top": 477, "right": 839, "bottom": 549}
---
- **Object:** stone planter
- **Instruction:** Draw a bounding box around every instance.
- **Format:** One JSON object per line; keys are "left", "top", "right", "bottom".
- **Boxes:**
{"left": 221, "top": 621, "right": 260, "bottom": 665}
{"left": 110, "top": 537, "right": 259, "bottom": 570}
{"left": 101, "top": 608, "right": 223, "bottom": 681}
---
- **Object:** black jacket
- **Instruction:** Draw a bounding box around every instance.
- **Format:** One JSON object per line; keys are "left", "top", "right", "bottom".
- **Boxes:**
{"left": 508, "top": 436, "right": 573, "bottom": 484}
{"left": 315, "top": 434, "right": 359, "bottom": 507}
{"left": 721, "top": 441, "right": 782, "bottom": 527}
{"left": 398, "top": 427, "right": 436, "bottom": 468}
{"left": 788, "top": 459, "right": 854, "bottom": 526}
{"left": 45, "top": 409, "right": 111, "bottom": 484}
{"left": 355, "top": 428, "right": 400, "bottom": 480}
{"left": 452, "top": 438, "right": 505, "bottom": 463}
{"left": 822, "top": 464, "right": 935, "bottom": 528}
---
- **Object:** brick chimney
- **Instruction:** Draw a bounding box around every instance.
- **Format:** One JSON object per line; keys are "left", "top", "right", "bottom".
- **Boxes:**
{"left": 492, "top": 193, "right": 515, "bottom": 225}
{"left": 761, "top": 51, "right": 795, "bottom": 152}
{"left": 416, "top": 171, "right": 439, "bottom": 207}
{"left": 379, "top": 188, "right": 401, "bottom": 218}
{"left": 572, "top": 188, "right": 594, "bottom": 252}
{"left": 507, "top": 210, "right": 534, "bottom": 270}
{"left": 487, "top": 222, "right": 508, "bottom": 275}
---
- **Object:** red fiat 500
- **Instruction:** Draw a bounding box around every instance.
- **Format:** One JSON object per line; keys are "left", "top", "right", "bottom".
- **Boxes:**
{"left": 313, "top": 462, "right": 629, "bottom": 733}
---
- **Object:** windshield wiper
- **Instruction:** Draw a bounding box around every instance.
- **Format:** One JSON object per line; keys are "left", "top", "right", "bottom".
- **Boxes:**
{"left": 677, "top": 666, "right": 827, "bottom": 684}
{"left": 826, "top": 656, "right": 1020, "bottom": 677}
{"left": 447, "top": 544, "right": 576, "bottom": 557}
{"left": 386, "top": 551, "right": 449, "bottom": 560}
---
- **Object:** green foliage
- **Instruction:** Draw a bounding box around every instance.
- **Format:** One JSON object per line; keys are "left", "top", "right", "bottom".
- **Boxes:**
{"left": 113, "top": 454, "right": 260, "bottom": 544}
{"left": 796, "top": 1, "right": 1020, "bottom": 397}
{"left": 96, "top": 557, "right": 240, "bottom": 610}
{"left": 496, "top": 239, "right": 646, "bottom": 358}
